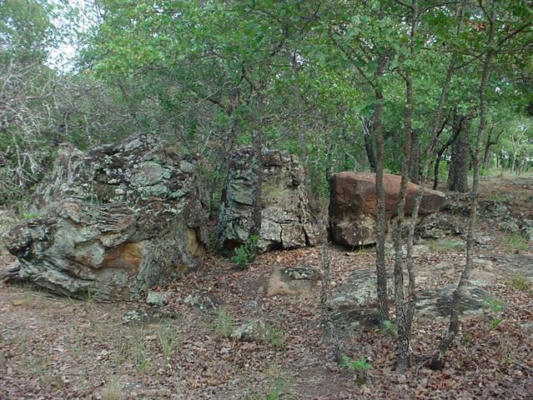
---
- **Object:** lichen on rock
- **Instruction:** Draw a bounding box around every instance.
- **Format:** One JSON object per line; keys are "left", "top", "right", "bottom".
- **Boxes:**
{"left": 217, "top": 147, "right": 320, "bottom": 252}
{"left": 2, "top": 134, "right": 208, "bottom": 300}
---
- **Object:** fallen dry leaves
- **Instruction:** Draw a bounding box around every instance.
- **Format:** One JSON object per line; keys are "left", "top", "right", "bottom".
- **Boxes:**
{"left": 0, "top": 177, "right": 532, "bottom": 399}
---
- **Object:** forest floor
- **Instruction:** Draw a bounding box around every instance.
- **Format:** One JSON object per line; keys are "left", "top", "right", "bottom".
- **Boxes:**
{"left": 0, "top": 175, "right": 532, "bottom": 399}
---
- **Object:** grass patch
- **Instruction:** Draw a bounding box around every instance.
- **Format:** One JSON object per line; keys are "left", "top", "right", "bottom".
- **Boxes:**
{"left": 502, "top": 233, "right": 528, "bottom": 253}
{"left": 23, "top": 355, "right": 65, "bottom": 390}
{"left": 156, "top": 321, "right": 181, "bottom": 359}
{"left": 101, "top": 379, "right": 124, "bottom": 400}
{"left": 267, "top": 326, "right": 285, "bottom": 350}
{"left": 212, "top": 308, "right": 234, "bottom": 337}
{"left": 244, "top": 377, "right": 289, "bottom": 400}
{"left": 508, "top": 274, "right": 531, "bottom": 292}
{"left": 428, "top": 238, "right": 464, "bottom": 252}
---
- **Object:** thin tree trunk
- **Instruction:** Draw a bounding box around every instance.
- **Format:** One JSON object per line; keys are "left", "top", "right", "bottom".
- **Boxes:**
{"left": 393, "top": 0, "right": 417, "bottom": 371}
{"left": 431, "top": 8, "right": 495, "bottom": 370}
{"left": 408, "top": 130, "right": 420, "bottom": 183}
{"left": 363, "top": 121, "right": 377, "bottom": 172}
{"left": 393, "top": 69, "right": 413, "bottom": 370}
{"left": 433, "top": 120, "right": 461, "bottom": 190}
{"left": 399, "top": 0, "right": 466, "bottom": 371}
{"left": 374, "top": 48, "right": 390, "bottom": 323}
{"left": 293, "top": 55, "right": 308, "bottom": 176}
{"left": 250, "top": 96, "right": 264, "bottom": 237}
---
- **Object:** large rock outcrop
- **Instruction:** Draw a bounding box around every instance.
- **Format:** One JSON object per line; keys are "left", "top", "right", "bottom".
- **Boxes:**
{"left": 1, "top": 135, "right": 208, "bottom": 300}
{"left": 329, "top": 172, "right": 445, "bottom": 246}
{"left": 217, "top": 148, "right": 320, "bottom": 252}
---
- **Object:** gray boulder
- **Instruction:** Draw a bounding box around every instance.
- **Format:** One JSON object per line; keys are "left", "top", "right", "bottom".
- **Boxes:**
{"left": 328, "top": 268, "right": 493, "bottom": 319}
{"left": 1, "top": 134, "right": 208, "bottom": 300}
{"left": 146, "top": 290, "right": 171, "bottom": 306}
{"left": 217, "top": 148, "right": 320, "bottom": 252}
{"left": 416, "top": 213, "right": 463, "bottom": 239}
{"left": 183, "top": 290, "right": 221, "bottom": 312}
{"left": 230, "top": 319, "right": 269, "bottom": 342}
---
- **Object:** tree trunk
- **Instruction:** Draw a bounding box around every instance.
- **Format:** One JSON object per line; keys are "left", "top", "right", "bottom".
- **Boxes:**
{"left": 363, "top": 126, "right": 377, "bottom": 172}
{"left": 431, "top": 8, "right": 495, "bottom": 370}
{"left": 374, "top": 49, "right": 390, "bottom": 323}
{"left": 408, "top": 130, "right": 420, "bottom": 183}
{"left": 292, "top": 55, "right": 308, "bottom": 177}
{"left": 399, "top": 0, "right": 466, "bottom": 371}
{"left": 448, "top": 115, "right": 470, "bottom": 192}
{"left": 393, "top": 69, "right": 413, "bottom": 370}
{"left": 250, "top": 97, "right": 264, "bottom": 237}
{"left": 433, "top": 135, "right": 458, "bottom": 191}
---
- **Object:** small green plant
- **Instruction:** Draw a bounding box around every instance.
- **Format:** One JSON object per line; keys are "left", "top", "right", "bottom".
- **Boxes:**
{"left": 341, "top": 355, "right": 371, "bottom": 385}
{"left": 213, "top": 308, "right": 234, "bottom": 337}
{"left": 341, "top": 355, "right": 372, "bottom": 372}
{"left": 461, "top": 332, "right": 471, "bottom": 345}
{"left": 157, "top": 322, "right": 181, "bottom": 359}
{"left": 233, "top": 235, "right": 259, "bottom": 270}
{"left": 485, "top": 297, "right": 505, "bottom": 330}
{"left": 490, "top": 317, "right": 504, "bottom": 330}
{"left": 244, "top": 378, "right": 288, "bottom": 400}
{"left": 132, "top": 329, "right": 151, "bottom": 374}
{"left": 485, "top": 297, "right": 505, "bottom": 313}
{"left": 267, "top": 326, "right": 285, "bottom": 350}
{"left": 502, "top": 233, "right": 528, "bottom": 253}
{"left": 487, "top": 191, "right": 507, "bottom": 202}
{"left": 265, "top": 378, "right": 288, "bottom": 400}
{"left": 380, "top": 320, "right": 397, "bottom": 338}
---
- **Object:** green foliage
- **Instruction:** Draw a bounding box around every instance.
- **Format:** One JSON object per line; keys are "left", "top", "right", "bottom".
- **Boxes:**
{"left": 157, "top": 322, "right": 181, "bottom": 359}
{"left": 265, "top": 378, "right": 288, "bottom": 400}
{"left": 233, "top": 235, "right": 259, "bottom": 270}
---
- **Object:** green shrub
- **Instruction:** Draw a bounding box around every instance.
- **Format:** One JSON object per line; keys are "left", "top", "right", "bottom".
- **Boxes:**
{"left": 233, "top": 235, "right": 259, "bottom": 270}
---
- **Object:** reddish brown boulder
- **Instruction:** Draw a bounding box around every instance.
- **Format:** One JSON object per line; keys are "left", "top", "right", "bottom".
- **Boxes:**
{"left": 329, "top": 172, "right": 445, "bottom": 246}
